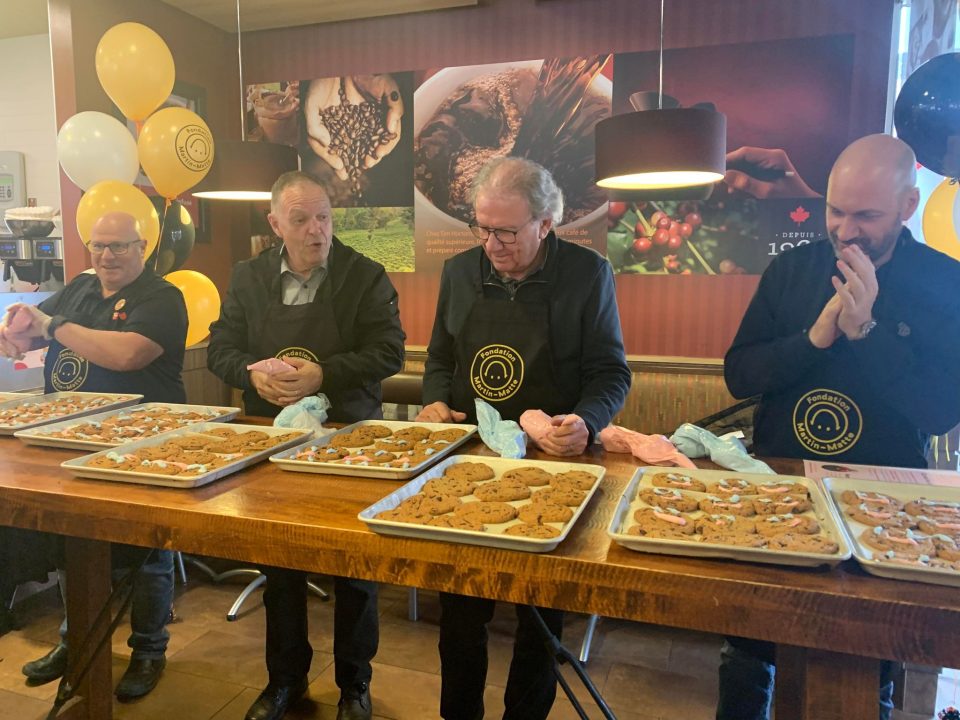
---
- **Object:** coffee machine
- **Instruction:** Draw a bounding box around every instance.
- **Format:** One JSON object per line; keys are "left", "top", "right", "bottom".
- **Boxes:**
{"left": 0, "top": 231, "right": 64, "bottom": 293}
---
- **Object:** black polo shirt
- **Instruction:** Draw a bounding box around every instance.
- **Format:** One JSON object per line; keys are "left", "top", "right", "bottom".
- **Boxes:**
{"left": 38, "top": 269, "right": 188, "bottom": 403}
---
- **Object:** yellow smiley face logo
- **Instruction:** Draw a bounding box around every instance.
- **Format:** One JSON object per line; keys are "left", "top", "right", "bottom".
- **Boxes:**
{"left": 793, "top": 388, "right": 863, "bottom": 455}
{"left": 470, "top": 344, "right": 524, "bottom": 402}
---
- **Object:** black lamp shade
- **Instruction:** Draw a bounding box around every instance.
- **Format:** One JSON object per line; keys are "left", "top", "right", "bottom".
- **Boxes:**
{"left": 595, "top": 108, "right": 727, "bottom": 193}
{"left": 193, "top": 140, "right": 299, "bottom": 200}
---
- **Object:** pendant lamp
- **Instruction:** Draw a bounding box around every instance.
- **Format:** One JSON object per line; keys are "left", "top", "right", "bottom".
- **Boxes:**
{"left": 193, "top": 0, "right": 298, "bottom": 200}
{"left": 594, "top": 0, "right": 726, "bottom": 199}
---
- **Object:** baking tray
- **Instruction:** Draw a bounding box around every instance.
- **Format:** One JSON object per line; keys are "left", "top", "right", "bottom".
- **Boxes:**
{"left": 359, "top": 454, "right": 605, "bottom": 552}
{"left": 0, "top": 391, "right": 143, "bottom": 434}
{"left": 270, "top": 419, "right": 478, "bottom": 480}
{"left": 61, "top": 422, "right": 311, "bottom": 489}
{"left": 608, "top": 467, "right": 851, "bottom": 567}
{"left": 15, "top": 402, "right": 242, "bottom": 450}
{"left": 824, "top": 477, "right": 960, "bottom": 587}
{"left": 0, "top": 390, "right": 42, "bottom": 403}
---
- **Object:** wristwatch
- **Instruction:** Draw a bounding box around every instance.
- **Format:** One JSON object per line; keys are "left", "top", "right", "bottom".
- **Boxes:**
{"left": 45, "top": 315, "right": 68, "bottom": 340}
{"left": 854, "top": 318, "right": 877, "bottom": 340}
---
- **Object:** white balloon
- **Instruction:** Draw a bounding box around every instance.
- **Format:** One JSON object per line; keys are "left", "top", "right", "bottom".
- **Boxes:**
{"left": 56, "top": 111, "right": 139, "bottom": 191}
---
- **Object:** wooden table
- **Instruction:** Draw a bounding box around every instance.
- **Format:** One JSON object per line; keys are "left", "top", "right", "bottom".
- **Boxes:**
{"left": 0, "top": 435, "right": 957, "bottom": 720}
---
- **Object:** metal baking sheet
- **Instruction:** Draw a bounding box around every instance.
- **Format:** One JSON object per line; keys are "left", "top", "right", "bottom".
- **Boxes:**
{"left": 824, "top": 477, "right": 960, "bottom": 587}
{"left": 0, "top": 391, "right": 143, "bottom": 434}
{"left": 60, "top": 422, "right": 311, "bottom": 489}
{"left": 607, "top": 467, "right": 851, "bottom": 568}
{"left": 15, "top": 402, "right": 242, "bottom": 450}
{"left": 359, "top": 454, "right": 605, "bottom": 552}
{"left": 270, "top": 420, "right": 478, "bottom": 480}
{"left": 0, "top": 390, "right": 41, "bottom": 403}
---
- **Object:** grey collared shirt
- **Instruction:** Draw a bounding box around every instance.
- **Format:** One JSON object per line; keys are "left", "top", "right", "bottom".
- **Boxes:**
{"left": 280, "top": 256, "right": 327, "bottom": 306}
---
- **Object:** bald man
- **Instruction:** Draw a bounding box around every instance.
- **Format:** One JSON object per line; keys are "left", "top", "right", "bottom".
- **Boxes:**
{"left": 0, "top": 211, "right": 188, "bottom": 701}
{"left": 718, "top": 135, "right": 960, "bottom": 718}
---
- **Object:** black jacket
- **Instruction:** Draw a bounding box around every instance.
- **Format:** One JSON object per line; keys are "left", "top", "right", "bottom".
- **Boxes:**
{"left": 207, "top": 237, "right": 405, "bottom": 418}
{"left": 725, "top": 230, "right": 960, "bottom": 467}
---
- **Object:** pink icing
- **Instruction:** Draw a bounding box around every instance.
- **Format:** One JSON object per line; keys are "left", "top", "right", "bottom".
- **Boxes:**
{"left": 758, "top": 485, "right": 790, "bottom": 495}
{"left": 653, "top": 510, "right": 688, "bottom": 526}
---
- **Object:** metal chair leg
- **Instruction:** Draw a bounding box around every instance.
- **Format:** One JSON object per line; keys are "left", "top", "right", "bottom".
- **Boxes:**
{"left": 579, "top": 613, "right": 601, "bottom": 663}
{"left": 226, "top": 575, "right": 266, "bottom": 621}
{"left": 307, "top": 580, "right": 330, "bottom": 601}
{"left": 174, "top": 551, "right": 188, "bottom": 585}
{"left": 407, "top": 587, "right": 419, "bottom": 621}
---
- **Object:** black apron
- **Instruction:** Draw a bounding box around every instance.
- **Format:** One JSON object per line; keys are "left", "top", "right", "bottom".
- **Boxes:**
{"left": 245, "top": 278, "right": 382, "bottom": 423}
{"left": 450, "top": 273, "right": 577, "bottom": 424}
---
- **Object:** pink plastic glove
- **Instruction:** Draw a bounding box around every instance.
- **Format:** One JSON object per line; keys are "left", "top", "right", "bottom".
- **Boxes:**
{"left": 246, "top": 357, "right": 297, "bottom": 375}
{"left": 598, "top": 425, "right": 696, "bottom": 468}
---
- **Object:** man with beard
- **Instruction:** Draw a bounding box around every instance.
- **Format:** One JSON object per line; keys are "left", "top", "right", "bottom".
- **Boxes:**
{"left": 718, "top": 134, "right": 960, "bottom": 719}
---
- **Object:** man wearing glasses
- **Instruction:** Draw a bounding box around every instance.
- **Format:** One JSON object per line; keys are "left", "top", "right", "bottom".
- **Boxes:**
{"left": 417, "top": 157, "right": 630, "bottom": 720}
{"left": 0, "top": 210, "right": 187, "bottom": 701}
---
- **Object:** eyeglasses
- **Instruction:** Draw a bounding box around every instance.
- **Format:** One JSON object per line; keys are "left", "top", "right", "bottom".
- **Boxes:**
{"left": 88, "top": 240, "right": 141, "bottom": 255}
{"left": 468, "top": 217, "right": 536, "bottom": 245}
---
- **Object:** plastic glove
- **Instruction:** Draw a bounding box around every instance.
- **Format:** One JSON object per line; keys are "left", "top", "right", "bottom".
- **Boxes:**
{"left": 475, "top": 399, "right": 526, "bottom": 459}
{"left": 598, "top": 425, "right": 696, "bottom": 468}
{"left": 246, "top": 357, "right": 297, "bottom": 375}
{"left": 669, "top": 423, "right": 774, "bottom": 474}
{"left": 274, "top": 394, "right": 332, "bottom": 433}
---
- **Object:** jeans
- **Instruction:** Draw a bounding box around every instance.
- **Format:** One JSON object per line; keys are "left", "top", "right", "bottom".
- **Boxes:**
{"left": 262, "top": 566, "right": 378, "bottom": 690}
{"left": 438, "top": 592, "right": 564, "bottom": 720}
{"left": 716, "top": 636, "right": 896, "bottom": 720}
{"left": 59, "top": 546, "right": 173, "bottom": 660}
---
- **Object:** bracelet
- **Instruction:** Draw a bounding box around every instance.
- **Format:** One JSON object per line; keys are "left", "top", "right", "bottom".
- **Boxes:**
{"left": 45, "top": 315, "right": 68, "bottom": 340}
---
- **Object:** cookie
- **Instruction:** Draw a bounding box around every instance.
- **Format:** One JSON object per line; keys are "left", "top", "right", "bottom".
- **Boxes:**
{"left": 429, "top": 428, "right": 468, "bottom": 443}
{"left": 751, "top": 495, "right": 812, "bottom": 515}
{"left": 551, "top": 470, "right": 597, "bottom": 491}
{"left": 649, "top": 472, "right": 706, "bottom": 492}
{"left": 444, "top": 462, "right": 496, "bottom": 482}
{"left": 840, "top": 490, "right": 903, "bottom": 510}
{"left": 695, "top": 514, "right": 757, "bottom": 536}
{"left": 699, "top": 495, "right": 756, "bottom": 517}
{"left": 399, "top": 492, "right": 461, "bottom": 516}
{"left": 374, "top": 437, "right": 413, "bottom": 452}
{"left": 86, "top": 452, "right": 138, "bottom": 470}
{"left": 376, "top": 507, "right": 433, "bottom": 524}
{"left": 473, "top": 480, "right": 531, "bottom": 502}
{"left": 295, "top": 445, "right": 350, "bottom": 461}
{"left": 632, "top": 507, "right": 696, "bottom": 534}
{"left": 845, "top": 504, "right": 916, "bottom": 528}
{"left": 393, "top": 426, "right": 432, "bottom": 443}
{"left": 531, "top": 487, "right": 586, "bottom": 507}
{"left": 422, "top": 476, "right": 478, "bottom": 497}
{"left": 426, "top": 514, "right": 486, "bottom": 531}
{"left": 702, "top": 533, "right": 767, "bottom": 548}
{"left": 755, "top": 514, "right": 820, "bottom": 536}
{"left": 361, "top": 424, "right": 393, "bottom": 439}
{"left": 454, "top": 501, "right": 518, "bottom": 524}
{"left": 755, "top": 482, "right": 809, "bottom": 498}
{"left": 860, "top": 526, "right": 934, "bottom": 557}
{"left": 916, "top": 515, "right": 960, "bottom": 537}
{"left": 138, "top": 443, "right": 182, "bottom": 460}
{"left": 136, "top": 460, "right": 182, "bottom": 475}
{"left": 501, "top": 467, "right": 553, "bottom": 487}
{"left": 236, "top": 430, "right": 270, "bottom": 442}
{"left": 626, "top": 524, "right": 698, "bottom": 541}
{"left": 504, "top": 523, "right": 561, "bottom": 538}
{"left": 708, "top": 478, "right": 758, "bottom": 497}
{"left": 205, "top": 427, "right": 240, "bottom": 438}
{"left": 178, "top": 450, "right": 221, "bottom": 466}
{"left": 329, "top": 430, "right": 376, "bottom": 448}
{"left": 518, "top": 502, "right": 573, "bottom": 524}
{"left": 873, "top": 549, "right": 933, "bottom": 566}
{"left": 904, "top": 498, "right": 960, "bottom": 519}
{"left": 638, "top": 487, "right": 699, "bottom": 512}
{"left": 931, "top": 534, "right": 960, "bottom": 561}
{"left": 766, "top": 533, "right": 839, "bottom": 554}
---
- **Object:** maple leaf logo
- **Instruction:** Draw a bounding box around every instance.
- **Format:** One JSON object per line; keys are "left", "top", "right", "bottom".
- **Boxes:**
{"left": 790, "top": 205, "right": 810, "bottom": 225}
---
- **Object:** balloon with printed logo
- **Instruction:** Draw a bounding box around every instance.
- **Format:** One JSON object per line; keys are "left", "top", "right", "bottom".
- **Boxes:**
{"left": 146, "top": 198, "right": 195, "bottom": 275}
{"left": 922, "top": 179, "right": 960, "bottom": 262}
{"left": 894, "top": 52, "right": 960, "bottom": 178}
{"left": 76, "top": 181, "right": 160, "bottom": 257}
{"left": 164, "top": 270, "right": 220, "bottom": 347}
{"left": 138, "top": 107, "right": 215, "bottom": 199}
{"left": 56, "top": 111, "right": 139, "bottom": 191}
{"left": 95, "top": 23, "right": 175, "bottom": 122}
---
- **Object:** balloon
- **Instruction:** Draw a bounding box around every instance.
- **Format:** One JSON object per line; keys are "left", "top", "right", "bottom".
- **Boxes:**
{"left": 147, "top": 198, "right": 195, "bottom": 275}
{"left": 922, "top": 179, "right": 960, "bottom": 262}
{"left": 56, "top": 111, "right": 139, "bottom": 191}
{"left": 894, "top": 52, "right": 960, "bottom": 178}
{"left": 76, "top": 181, "right": 160, "bottom": 257}
{"left": 95, "top": 23, "right": 175, "bottom": 122}
{"left": 138, "top": 107, "right": 214, "bottom": 199}
{"left": 165, "top": 270, "right": 220, "bottom": 347}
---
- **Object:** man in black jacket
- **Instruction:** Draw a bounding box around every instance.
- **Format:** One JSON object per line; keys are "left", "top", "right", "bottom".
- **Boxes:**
{"left": 720, "top": 134, "right": 960, "bottom": 719}
{"left": 208, "top": 171, "right": 405, "bottom": 720}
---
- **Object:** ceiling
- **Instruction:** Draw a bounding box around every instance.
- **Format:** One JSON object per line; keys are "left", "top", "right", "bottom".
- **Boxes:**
{"left": 0, "top": 0, "right": 477, "bottom": 40}
{"left": 159, "top": 0, "right": 478, "bottom": 32}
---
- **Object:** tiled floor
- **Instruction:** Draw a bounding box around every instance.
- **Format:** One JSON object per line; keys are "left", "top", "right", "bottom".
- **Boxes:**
{"left": 0, "top": 571, "right": 957, "bottom": 720}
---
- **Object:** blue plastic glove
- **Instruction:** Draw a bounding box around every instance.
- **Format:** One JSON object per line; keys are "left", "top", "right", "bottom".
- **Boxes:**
{"left": 274, "top": 394, "right": 331, "bottom": 432}
{"left": 475, "top": 399, "right": 526, "bottom": 459}
{"left": 669, "top": 423, "right": 774, "bottom": 474}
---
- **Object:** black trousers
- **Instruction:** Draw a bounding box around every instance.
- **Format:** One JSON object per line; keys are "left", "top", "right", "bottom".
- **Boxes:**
{"left": 439, "top": 592, "right": 564, "bottom": 720}
{"left": 262, "top": 567, "right": 378, "bottom": 690}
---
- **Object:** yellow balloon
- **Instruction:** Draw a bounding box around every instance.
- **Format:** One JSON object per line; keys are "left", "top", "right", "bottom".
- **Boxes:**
{"left": 138, "top": 107, "right": 215, "bottom": 199}
{"left": 165, "top": 270, "right": 221, "bottom": 347}
{"left": 95, "top": 23, "right": 175, "bottom": 122}
{"left": 76, "top": 181, "right": 160, "bottom": 257}
{"left": 922, "top": 179, "right": 960, "bottom": 262}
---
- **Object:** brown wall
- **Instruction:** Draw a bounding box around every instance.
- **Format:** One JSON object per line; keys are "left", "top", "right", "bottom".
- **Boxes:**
{"left": 49, "top": 0, "right": 239, "bottom": 292}
{"left": 51, "top": 0, "right": 895, "bottom": 358}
